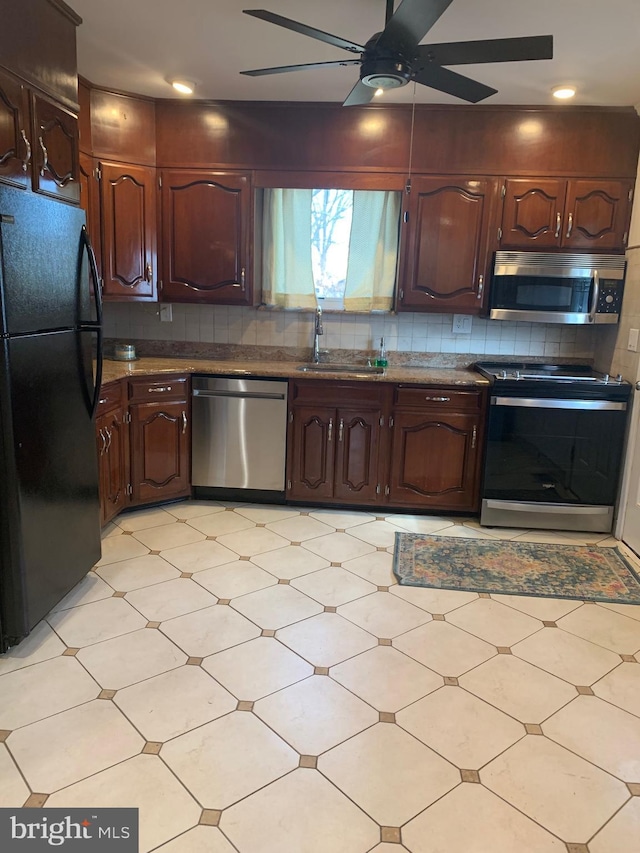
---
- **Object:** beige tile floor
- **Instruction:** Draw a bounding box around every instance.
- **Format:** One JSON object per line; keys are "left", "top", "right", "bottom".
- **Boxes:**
{"left": 1, "top": 501, "right": 640, "bottom": 852}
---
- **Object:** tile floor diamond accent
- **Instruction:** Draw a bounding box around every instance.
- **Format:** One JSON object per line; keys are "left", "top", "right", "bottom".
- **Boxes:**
{"left": 253, "top": 675, "right": 378, "bottom": 754}
{"left": 23, "top": 793, "right": 49, "bottom": 808}
{"left": 0, "top": 744, "right": 29, "bottom": 807}
{"left": 302, "top": 532, "right": 376, "bottom": 563}
{"left": 542, "top": 695, "right": 640, "bottom": 781}
{"left": 393, "top": 621, "right": 496, "bottom": 677}
{"left": 459, "top": 653, "right": 577, "bottom": 723}
{"left": 396, "top": 686, "right": 525, "bottom": 769}
{"left": 0, "top": 621, "right": 65, "bottom": 676}
{"left": 290, "top": 566, "right": 377, "bottom": 607}
{"left": 276, "top": 612, "right": 377, "bottom": 667}
{"left": 6, "top": 700, "right": 144, "bottom": 792}
{"left": 512, "top": 626, "right": 624, "bottom": 686}
{"left": 445, "top": 599, "right": 543, "bottom": 647}
{"left": 221, "top": 768, "right": 379, "bottom": 853}
{"left": 337, "top": 592, "right": 430, "bottom": 638}
{"left": 76, "top": 628, "right": 187, "bottom": 689}
{"left": 159, "top": 539, "right": 239, "bottom": 574}
{"left": 558, "top": 604, "right": 640, "bottom": 655}
{"left": 593, "top": 662, "right": 640, "bottom": 716}
{"left": 160, "top": 605, "right": 261, "bottom": 657}
{"left": 590, "top": 799, "right": 640, "bottom": 853}
{"left": 230, "top": 584, "right": 323, "bottom": 630}
{"left": 402, "top": 780, "right": 566, "bottom": 853}
{"left": 192, "top": 560, "right": 277, "bottom": 599}
{"left": 161, "top": 711, "right": 298, "bottom": 809}
{"left": 202, "top": 636, "right": 313, "bottom": 701}
{"left": 217, "top": 527, "right": 290, "bottom": 558}
{"left": 481, "top": 735, "right": 629, "bottom": 843}
{"left": 46, "top": 755, "right": 201, "bottom": 853}
{"left": 0, "top": 656, "right": 99, "bottom": 730}
{"left": 330, "top": 646, "right": 442, "bottom": 712}
{"left": 318, "top": 723, "right": 459, "bottom": 826}
{"left": 47, "top": 597, "right": 147, "bottom": 648}
{"left": 114, "top": 664, "right": 237, "bottom": 741}
{"left": 125, "top": 578, "right": 218, "bottom": 622}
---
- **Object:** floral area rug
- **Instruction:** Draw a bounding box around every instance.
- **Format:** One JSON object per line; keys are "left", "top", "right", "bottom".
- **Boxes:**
{"left": 393, "top": 533, "right": 640, "bottom": 604}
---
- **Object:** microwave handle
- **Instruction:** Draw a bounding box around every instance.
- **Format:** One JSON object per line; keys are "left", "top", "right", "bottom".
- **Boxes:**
{"left": 588, "top": 270, "right": 600, "bottom": 323}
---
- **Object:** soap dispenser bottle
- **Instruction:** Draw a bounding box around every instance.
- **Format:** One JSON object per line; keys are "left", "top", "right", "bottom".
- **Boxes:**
{"left": 375, "top": 337, "right": 388, "bottom": 368}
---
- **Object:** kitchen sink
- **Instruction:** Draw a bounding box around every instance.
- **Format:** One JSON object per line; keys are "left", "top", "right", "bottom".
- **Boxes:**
{"left": 297, "top": 363, "right": 385, "bottom": 375}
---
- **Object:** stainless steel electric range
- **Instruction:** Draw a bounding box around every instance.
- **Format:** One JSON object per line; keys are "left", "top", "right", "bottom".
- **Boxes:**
{"left": 475, "top": 362, "right": 632, "bottom": 533}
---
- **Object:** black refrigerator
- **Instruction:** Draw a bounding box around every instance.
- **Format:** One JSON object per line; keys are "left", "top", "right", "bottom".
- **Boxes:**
{"left": 0, "top": 184, "right": 103, "bottom": 652}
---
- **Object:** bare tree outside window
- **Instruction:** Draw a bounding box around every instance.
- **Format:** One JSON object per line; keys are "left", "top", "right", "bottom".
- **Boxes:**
{"left": 310, "top": 189, "right": 353, "bottom": 300}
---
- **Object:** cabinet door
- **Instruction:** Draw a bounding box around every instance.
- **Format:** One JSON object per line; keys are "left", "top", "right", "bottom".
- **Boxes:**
{"left": 0, "top": 68, "right": 30, "bottom": 188}
{"left": 500, "top": 178, "right": 566, "bottom": 249}
{"left": 563, "top": 179, "right": 633, "bottom": 251}
{"left": 388, "top": 411, "right": 480, "bottom": 510}
{"left": 399, "top": 176, "right": 498, "bottom": 313}
{"left": 100, "top": 162, "right": 157, "bottom": 300}
{"left": 333, "top": 409, "right": 382, "bottom": 504}
{"left": 130, "top": 400, "right": 190, "bottom": 504}
{"left": 161, "top": 170, "right": 252, "bottom": 304}
{"left": 288, "top": 406, "right": 336, "bottom": 501}
{"left": 96, "top": 407, "right": 129, "bottom": 526}
{"left": 31, "top": 93, "right": 79, "bottom": 203}
{"left": 78, "top": 153, "right": 101, "bottom": 279}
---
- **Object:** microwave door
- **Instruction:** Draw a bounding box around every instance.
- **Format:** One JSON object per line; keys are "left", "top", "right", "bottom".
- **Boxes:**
{"left": 488, "top": 269, "right": 593, "bottom": 324}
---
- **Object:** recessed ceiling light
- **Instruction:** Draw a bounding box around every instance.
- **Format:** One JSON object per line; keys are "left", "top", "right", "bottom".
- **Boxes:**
{"left": 552, "top": 86, "right": 576, "bottom": 100}
{"left": 170, "top": 79, "right": 195, "bottom": 95}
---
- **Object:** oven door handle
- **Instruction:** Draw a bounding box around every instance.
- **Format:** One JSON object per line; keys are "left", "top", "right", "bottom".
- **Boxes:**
{"left": 588, "top": 269, "right": 600, "bottom": 323}
{"left": 491, "top": 396, "right": 626, "bottom": 411}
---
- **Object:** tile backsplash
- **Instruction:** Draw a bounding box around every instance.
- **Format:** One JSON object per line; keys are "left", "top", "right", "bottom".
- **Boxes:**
{"left": 103, "top": 302, "right": 597, "bottom": 361}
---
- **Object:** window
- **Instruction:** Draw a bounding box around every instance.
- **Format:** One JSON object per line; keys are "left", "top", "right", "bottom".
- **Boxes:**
{"left": 261, "top": 187, "right": 401, "bottom": 312}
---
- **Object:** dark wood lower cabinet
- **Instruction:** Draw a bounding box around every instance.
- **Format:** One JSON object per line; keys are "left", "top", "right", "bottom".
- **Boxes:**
{"left": 95, "top": 382, "right": 129, "bottom": 527}
{"left": 333, "top": 410, "right": 382, "bottom": 504}
{"left": 130, "top": 400, "right": 190, "bottom": 504}
{"left": 288, "top": 406, "right": 335, "bottom": 501}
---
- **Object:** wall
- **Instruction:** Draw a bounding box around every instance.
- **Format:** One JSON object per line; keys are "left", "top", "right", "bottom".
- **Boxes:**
{"left": 103, "top": 302, "right": 596, "bottom": 362}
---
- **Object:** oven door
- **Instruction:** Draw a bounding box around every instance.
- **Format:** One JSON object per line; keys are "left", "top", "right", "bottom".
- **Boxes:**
{"left": 482, "top": 395, "right": 628, "bottom": 525}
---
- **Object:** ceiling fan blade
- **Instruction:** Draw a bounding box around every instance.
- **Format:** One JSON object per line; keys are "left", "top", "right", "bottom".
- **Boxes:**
{"left": 343, "top": 80, "right": 376, "bottom": 107}
{"left": 376, "top": 0, "right": 454, "bottom": 52}
{"left": 413, "top": 64, "right": 497, "bottom": 103}
{"left": 241, "top": 60, "right": 360, "bottom": 77}
{"left": 417, "top": 35, "right": 553, "bottom": 66}
{"left": 243, "top": 10, "right": 365, "bottom": 54}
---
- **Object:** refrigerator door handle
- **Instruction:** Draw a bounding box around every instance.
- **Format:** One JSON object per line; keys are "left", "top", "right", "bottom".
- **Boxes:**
{"left": 79, "top": 226, "right": 103, "bottom": 419}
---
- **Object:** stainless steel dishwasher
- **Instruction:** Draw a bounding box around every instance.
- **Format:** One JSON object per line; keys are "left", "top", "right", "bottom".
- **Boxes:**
{"left": 191, "top": 376, "right": 288, "bottom": 500}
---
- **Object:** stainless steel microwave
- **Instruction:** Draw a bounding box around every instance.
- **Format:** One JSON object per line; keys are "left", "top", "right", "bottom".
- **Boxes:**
{"left": 488, "top": 251, "right": 626, "bottom": 324}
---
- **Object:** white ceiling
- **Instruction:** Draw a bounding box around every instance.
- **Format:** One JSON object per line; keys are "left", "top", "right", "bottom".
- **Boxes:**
{"left": 71, "top": 0, "right": 640, "bottom": 108}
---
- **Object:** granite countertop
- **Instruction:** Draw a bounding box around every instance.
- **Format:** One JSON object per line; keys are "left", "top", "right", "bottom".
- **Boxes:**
{"left": 101, "top": 356, "right": 489, "bottom": 387}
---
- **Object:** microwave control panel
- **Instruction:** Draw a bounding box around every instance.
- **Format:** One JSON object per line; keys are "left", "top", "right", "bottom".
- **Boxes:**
{"left": 596, "top": 279, "right": 623, "bottom": 314}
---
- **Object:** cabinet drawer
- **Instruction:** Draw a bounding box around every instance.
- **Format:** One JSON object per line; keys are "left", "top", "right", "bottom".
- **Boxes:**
{"left": 128, "top": 375, "right": 188, "bottom": 403}
{"left": 291, "top": 380, "right": 384, "bottom": 408}
{"left": 394, "top": 386, "right": 484, "bottom": 411}
{"left": 96, "top": 380, "right": 123, "bottom": 416}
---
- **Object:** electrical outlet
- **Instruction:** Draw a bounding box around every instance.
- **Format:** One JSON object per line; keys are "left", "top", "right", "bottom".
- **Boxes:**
{"left": 160, "top": 304, "right": 173, "bottom": 322}
{"left": 628, "top": 328, "right": 639, "bottom": 352}
{"left": 452, "top": 314, "right": 472, "bottom": 334}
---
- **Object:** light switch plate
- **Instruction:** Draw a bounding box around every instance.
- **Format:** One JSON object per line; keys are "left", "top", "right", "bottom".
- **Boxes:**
{"left": 160, "top": 304, "right": 173, "bottom": 322}
{"left": 628, "top": 328, "right": 639, "bottom": 352}
{"left": 452, "top": 314, "right": 472, "bottom": 334}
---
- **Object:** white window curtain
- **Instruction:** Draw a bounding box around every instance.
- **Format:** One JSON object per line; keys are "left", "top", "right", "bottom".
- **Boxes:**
{"left": 344, "top": 190, "right": 401, "bottom": 312}
{"left": 261, "top": 188, "right": 318, "bottom": 309}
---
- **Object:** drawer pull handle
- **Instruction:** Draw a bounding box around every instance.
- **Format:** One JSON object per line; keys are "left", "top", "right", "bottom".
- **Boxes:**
{"left": 21, "top": 129, "right": 31, "bottom": 172}
{"left": 471, "top": 424, "right": 477, "bottom": 449}
{"left": 425, "top": 396, "right": 450, "bottom": 402}
{"left": 104, "top": 427, "right": 112, "bottom": 453}
{"left": 149, "top": 386, "right": 172, "bottom": 393}
{"left": 555, "top": 211, "right": 562, "bottom": 238}
{"left": 328, "top": 417, "right": 333, "bottom": 442}
{"left": 182, "top": 411, "right": 188, "bottom": 434}
{"left": 566, "top": 212, "right": 573, "bottom": 238}
{"left": 98, "top": 428, "right": 107, "bottom": 455}
{"left": 338, "top": 418, "right": 344, "bottom": 442}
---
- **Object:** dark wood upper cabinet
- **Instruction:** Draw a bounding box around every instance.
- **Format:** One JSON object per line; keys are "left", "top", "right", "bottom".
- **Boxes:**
{"left": 398, "top": 176, "right": 499, "bottom": 313}
{"left": 78, "top": 152, "right": 101, "bottom": 278}
{"left": 31, "top": 93, "right": 79, "bottom": 204}
{"left": 160, "top": 169, "right": 253, "bottom": 305}
{"left": 500, "top": 178, "right": 633, "bottom": 252}
{"left": 99, "top": 161, "right": 157, "bottom": 301}
{"left": 0, "top": 68, "right": 30, "bottom": 189}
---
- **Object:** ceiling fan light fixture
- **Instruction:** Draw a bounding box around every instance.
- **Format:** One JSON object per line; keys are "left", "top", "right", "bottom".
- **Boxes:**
{"left": 361, "top": 58, "right": 411, "bottom": 90}
{"left": 374, "top": 88, "right": 384, "bottom": 97}
{"left": 552, "top": 85, "right": 576, "bottom": 100}
{"left": 170, "top": 79, "right": 196, "bottom": 95}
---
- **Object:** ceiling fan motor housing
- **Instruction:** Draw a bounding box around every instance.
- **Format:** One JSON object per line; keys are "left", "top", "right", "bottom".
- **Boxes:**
{"left": 360, "top": 51, "right": 413, "bottom": 89}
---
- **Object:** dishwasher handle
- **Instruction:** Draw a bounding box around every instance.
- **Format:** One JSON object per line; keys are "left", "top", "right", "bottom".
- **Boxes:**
{"left": 192, "top": 389, "right": 287, "bottom": 401}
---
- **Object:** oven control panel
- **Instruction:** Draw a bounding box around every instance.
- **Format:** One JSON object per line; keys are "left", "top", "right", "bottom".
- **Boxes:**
{"left": 596, "top": 280, "right": 623, "bottom": 315}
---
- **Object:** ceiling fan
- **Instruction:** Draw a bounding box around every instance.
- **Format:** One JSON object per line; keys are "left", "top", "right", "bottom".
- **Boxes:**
{"left": 240, "top": 0, "right": 553, "bottom": 106}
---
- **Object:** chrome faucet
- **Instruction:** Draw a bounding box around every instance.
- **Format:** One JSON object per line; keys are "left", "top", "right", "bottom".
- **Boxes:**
{"left": 312, "top": 306, "right": 323, "bottom": 363}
